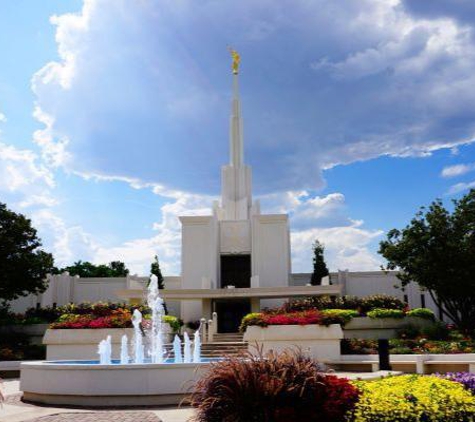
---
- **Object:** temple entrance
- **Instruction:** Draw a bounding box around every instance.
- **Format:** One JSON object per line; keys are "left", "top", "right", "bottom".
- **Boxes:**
{"left": 220, "top": 254, "right": 251, "bottom": 288}
{"left": 215, "top": 299, "right": 251, "bottom": 333}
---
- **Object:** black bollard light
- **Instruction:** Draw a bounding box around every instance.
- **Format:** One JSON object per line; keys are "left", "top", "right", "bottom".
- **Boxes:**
{"left": 378, "top": 339, "right": 392, "bottom": 371}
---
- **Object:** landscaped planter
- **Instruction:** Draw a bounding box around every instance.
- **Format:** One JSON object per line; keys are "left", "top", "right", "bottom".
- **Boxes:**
{"left": 343, "top": 317, "right": 432, "bottom": 339}
{"left": 0, "top": 324, "right": 49, "bottom": 345}
{"left": 43, "top": 325, "right": 173, "bottom": 360}
{"left": 243, "top": 324, "right": 344, "bottom": 360}
{"left": 333, "top": 353, "right": 475, "bottom": 374}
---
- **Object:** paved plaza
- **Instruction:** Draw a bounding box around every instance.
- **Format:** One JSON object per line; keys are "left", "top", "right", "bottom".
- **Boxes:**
{"left": 0, "top": 380, "right": 195, "bottom": 422}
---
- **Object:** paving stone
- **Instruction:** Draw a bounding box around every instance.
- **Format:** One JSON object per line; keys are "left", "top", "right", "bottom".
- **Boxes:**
{"left": 25, "top": 411, "right": 161, "bottom": 422}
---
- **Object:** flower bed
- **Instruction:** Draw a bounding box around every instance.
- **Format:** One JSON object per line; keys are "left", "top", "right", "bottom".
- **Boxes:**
{"left": 240, "top": 309, "right": 356, "bottom": 332}
{"left": 191, "top": 349, "right": 475, "bottom": 422}
{"left": 352, "top": 375, "right": 475, "bottom": 421}
{"left": 283, "top": 294, "right": 407, "bottom": 314}
{"left": 342, "top": 338, "right": 475, "bottom": 354}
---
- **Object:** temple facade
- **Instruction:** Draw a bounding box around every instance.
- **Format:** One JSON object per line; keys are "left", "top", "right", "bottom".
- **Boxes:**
{"left": 179, "top": 67, "right": 293, "bottom": 331}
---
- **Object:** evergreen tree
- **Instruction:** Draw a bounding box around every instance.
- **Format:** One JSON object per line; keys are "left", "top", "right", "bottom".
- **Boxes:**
{"left": 151, "top": 255, "right": 165, "bottom": 289}
{"left": 310, "top": 240, "right": 329, "bottom": 285}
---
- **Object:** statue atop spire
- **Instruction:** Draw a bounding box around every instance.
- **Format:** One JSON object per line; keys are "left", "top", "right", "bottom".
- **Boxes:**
{"left": 228, "top": 47, "right": 240, "bottom": 75}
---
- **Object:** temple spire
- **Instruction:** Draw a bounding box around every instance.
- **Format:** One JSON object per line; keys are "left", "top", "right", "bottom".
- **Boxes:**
{"left": 228, "top": 48, "right": 243, "bottom": 167}
{"left": 220, "top": 49, "right": 253, "bottom": 221}
{"left": 230, "top": 73, "right": 244, "bottom": 167}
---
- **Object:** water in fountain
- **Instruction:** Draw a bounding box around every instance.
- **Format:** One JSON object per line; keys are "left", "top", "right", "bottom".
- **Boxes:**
{"left": 147, "top": 274, "right": 166, "bottom": 363}
{"left": 95, "top": 273, "right": 203, "bottom": 364}
{"left": 193, "top": 327, "right": 201, "bottom": 363}
{"left": 132, "top": 309, "right": 145, "bottom": 364}
{"left": 98, "top": 335, "right": 112, "bottom": 364}
{"left": 183, "top": 332, "right": 192, "bottom": 363}
{"left": 173, "top": 335, "right": 183, "bottom": 363}
{"left": 120, "top": 335, "right": 129, "bottom": 364}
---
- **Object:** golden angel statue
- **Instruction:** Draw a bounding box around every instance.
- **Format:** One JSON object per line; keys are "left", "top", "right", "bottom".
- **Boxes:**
{"left": 228, "top": 47, "right": 240, "bottom": 74}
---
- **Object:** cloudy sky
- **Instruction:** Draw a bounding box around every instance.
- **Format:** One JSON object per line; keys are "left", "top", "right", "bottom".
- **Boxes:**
{"left": 1, "top": 0, "right": 475, "bottom": 275}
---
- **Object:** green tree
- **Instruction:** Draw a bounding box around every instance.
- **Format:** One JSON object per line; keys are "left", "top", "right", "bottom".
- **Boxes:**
{"left": 379, "top": 189, "right": 475, "bottom": 332}
{"left": 150, "top": 255, "right": 165, "bottom": 289}
{"left": 310, "top": 240, "right": 329, "bottom": 285}
{"left": 57, "top": 260, "right": 129, "bottom": 277}
{"left": 0, "top": 202, "right": 54, "bottom": 302}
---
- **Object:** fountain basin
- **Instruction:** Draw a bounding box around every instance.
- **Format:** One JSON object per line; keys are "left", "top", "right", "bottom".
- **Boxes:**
{"left": 20, "top": 359, "right": 215, "bottom": 407}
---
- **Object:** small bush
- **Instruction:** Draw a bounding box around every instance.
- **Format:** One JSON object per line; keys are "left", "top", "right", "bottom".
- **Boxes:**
{"left": 321, "top": 309, "right": 359, "bottom": 325}
{"left": 397, "top": 323, "right": 423, "bottom": 339}
{"left": 162, "top": 315, "right": 181, "bottom": 332}
{"left": 352, "top": 374, "right": 475, "bottom": 421}
{"left": 407, "top": 307, "right": 435, "bottom": 320}
{"left": 359, "top": 294, "right": 406, "bottom": 313}
{"left": 367, "top": 308, "right": 405, "bottom": 319}
{"left": 421, "top": 321, "right": 451, "bottom": 340}
{"left": 190, "top": 350, "right": 360, "bottom": 422}
{"left": 239, "top": 313, "right": 266, "bottom": 332}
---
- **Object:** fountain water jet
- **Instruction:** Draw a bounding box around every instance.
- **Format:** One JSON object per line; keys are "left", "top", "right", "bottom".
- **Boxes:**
{"left": 120, "top": 335, "right": 129, "bottom": 364}
{"left": 183, "top": 332, "right": 192, "bottom": 363}
{"left": 173, "top": 335, "right": 183, "bottom": 363}
{"left": 132, "top": 309, "right": 144, "bottom": 364}
{"left": 98, "top": 335, "right": 112, "bottom": 365}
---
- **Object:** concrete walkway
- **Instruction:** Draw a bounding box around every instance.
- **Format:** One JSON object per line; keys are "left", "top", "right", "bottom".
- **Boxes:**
{"left": 0, "top": 379, "right": 195, "bottom": 422}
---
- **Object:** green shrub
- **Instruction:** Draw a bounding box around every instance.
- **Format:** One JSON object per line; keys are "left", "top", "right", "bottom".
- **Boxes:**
{"left": 359, "top": 294, "right": 406, "bottom": 312}
{"left": 421, "top": 321, "right": 451, "bottom": 341}
{"left": 407, "top": 307, "right": 435, "bottom": 320}
{"left": 162, "top": 315, "right": 181, "bottom": 332}
{"left": 397, "top": 323, "right": 423, "bottom": 339}
{"left": 321, "top": 309, "right": 359, "bottom": 324}
{"left": 239, "top": 312, "right": 265, "bottom": 332}
{"left": 367, "top": 308, "right": 405, "bottom": 319}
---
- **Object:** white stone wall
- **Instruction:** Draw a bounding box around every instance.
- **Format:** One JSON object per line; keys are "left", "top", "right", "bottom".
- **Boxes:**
{"left": 180, "top": 215, "right": 218, "bottom": 322}
{"left": 251, "top": 214, "right": 291, "bottom": 309}
{"left": 8, "top": 274, "right": 182, "bottom": 316}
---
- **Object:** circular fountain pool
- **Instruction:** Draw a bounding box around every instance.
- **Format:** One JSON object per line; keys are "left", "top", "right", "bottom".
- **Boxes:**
{"left": 20, "top": 359, "right": 216, "bottom": 407}
{"left": 20, "top": 276, "right": 214, "bottom": 407}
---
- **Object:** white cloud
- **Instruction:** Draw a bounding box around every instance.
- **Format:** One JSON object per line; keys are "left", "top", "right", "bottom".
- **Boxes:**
{"left": 448, "top": 180, "right": 475, "bottom": 194}
{"left": 441, "top": 163, "right": 475, "bottom": 178}
{"left": 0, "top": 142, "right": 56, "bottom": 208}
{"left": 31, "top": 209, "right": 99, "bottom": 266}
{"left": 30, "top": 0, "right": 475, "bottom": 194}
{"left": 291, "top": 223, "right": 383, "bottom": 273}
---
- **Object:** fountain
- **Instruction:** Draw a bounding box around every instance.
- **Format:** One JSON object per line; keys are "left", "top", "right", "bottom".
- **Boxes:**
{"left": 19, "top": 273, "right": 219, "bottom": 407}
{"left": 98, "top": 335, "right": 112, "bottom": 365}
{"left": 183, "top": 331, "right": 192, "bottom": 363}
{"left": 120, "top": 335, "right": 129, "bottom": 364}
{"left": 173, "top": 335, "right": 183, "bottom": 363}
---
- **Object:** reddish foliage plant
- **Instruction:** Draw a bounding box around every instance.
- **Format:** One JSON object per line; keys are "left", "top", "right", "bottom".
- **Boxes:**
{"left": 189, "top": 350, "right": 360, "bottom": 422}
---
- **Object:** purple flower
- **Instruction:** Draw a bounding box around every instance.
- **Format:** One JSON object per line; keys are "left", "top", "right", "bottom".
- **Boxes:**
{"left": 436, "top": 372, "right": 475, "bottom": 394}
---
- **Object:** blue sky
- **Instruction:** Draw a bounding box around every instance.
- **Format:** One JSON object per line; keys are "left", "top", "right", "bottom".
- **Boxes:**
{"left": 0, "top": 0, "right": 474, "bottom": 275}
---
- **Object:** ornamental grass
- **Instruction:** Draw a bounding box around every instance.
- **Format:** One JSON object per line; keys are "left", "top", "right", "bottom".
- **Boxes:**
{"left": 189, "top": 349, "right": 360, "bottom": 422}
{"left": 352, "top": 374, "right": 475, "bottom": 422}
